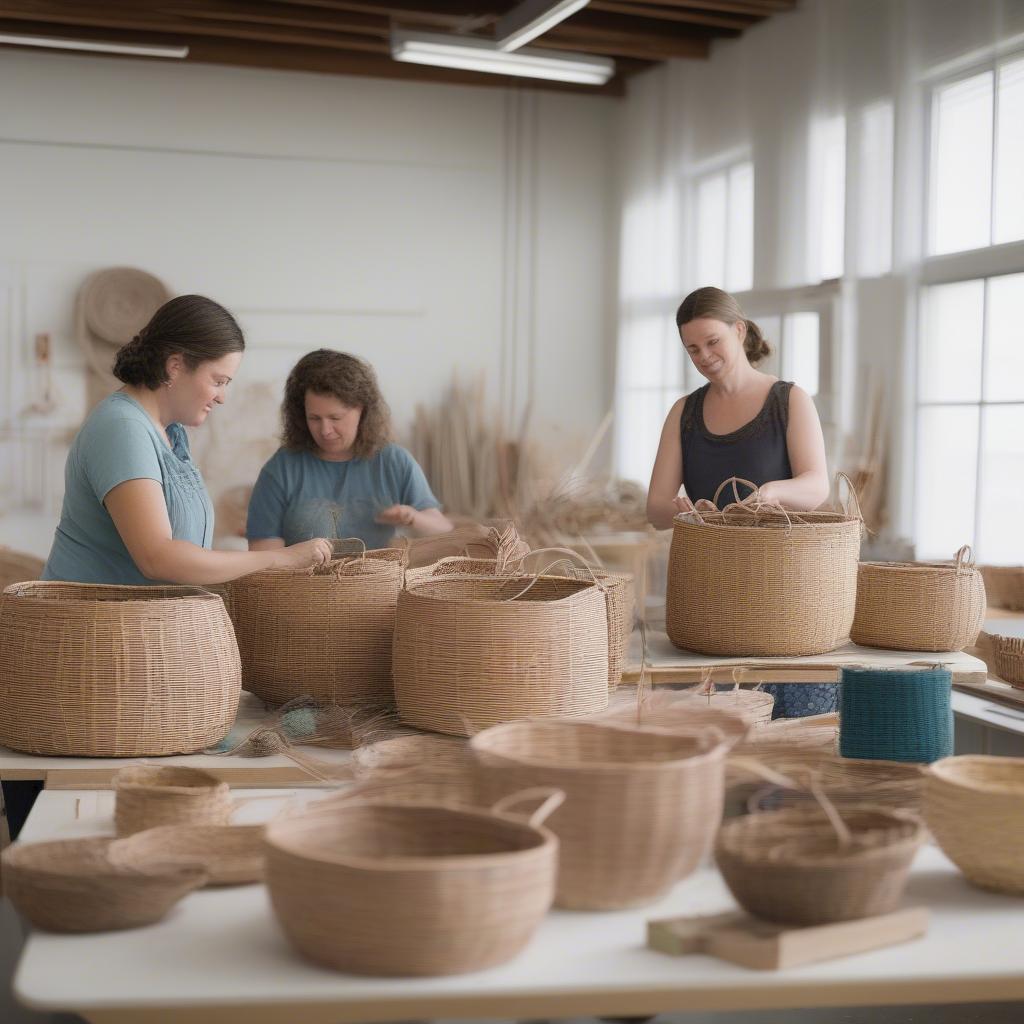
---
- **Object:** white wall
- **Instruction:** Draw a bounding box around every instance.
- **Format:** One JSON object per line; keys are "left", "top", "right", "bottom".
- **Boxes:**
{"left": 0, "top": 51, "right": 618, "bottom": 556}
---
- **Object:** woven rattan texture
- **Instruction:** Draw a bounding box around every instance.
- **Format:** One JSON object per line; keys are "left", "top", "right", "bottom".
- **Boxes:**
{"left": 472, "top": 720, "right": 726, "bottom": 910}
{"left": 109, "top": 824, "right": 265, "bottom": 885}
{"left": 264, "top": 800, "right": 557, "bottom": 975}
{"left": 393, "top": 576, "right": 609, "bottom": 737}
{"left": 113, "top": 766, "right": 233, "bottom": 837}
{"left": 980, "top": 565, "right": 1024, "bottom": 611}
{"left": 0, "top": 582, "right": 241, "bottom": 756}
{"left": 0, "top": 547, "right": 44, "bottom": 591}
{"left": 994, "top": 635, "right": 1024, "bottom": 687}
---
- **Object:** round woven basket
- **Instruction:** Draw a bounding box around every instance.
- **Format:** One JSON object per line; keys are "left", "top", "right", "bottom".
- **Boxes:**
{"left": 393, "top": 575, "right": 609, "bottom": 737}
{"left": 666, "top": 480, "right": 861, "bottom": 657}
{"left": 264, "top": 795, "right": 559, "bottom": 976}
{"left": 994, "top": 635, "right": 1024, "bottom": 688}
{"left": 114, "top": 766, "right": 233, "bottom": 837}
{"left": 0, "top": 547, "right": 44, "bottom": 591}
{"left": 2, "top": 836, "right": 206, "bottom": 933}
{"left": 980, "top": 565, "right": 1024, "bottom": 611}
{"left": 228, "top": 553, "right": 403, "bottom": 705}
{"left": 923, "top": 755, "right": 1024, "bottom": 895}
{"left": 597, "top": 691, "right": 752, "bottom": 748}
{"left": 471, "top": 719, "right": 727, "bottom": 910}
{"left": 851, "top": 547, "right": 986, "bottom": 651}
{"left": 715, "top": 803, "right": 924, "bottom": 925}
{"left": 0, "top": 582, "right": 241, "bottom": 757}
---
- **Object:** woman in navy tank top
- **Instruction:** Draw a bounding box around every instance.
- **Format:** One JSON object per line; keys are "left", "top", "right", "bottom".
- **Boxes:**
{"left": 646, "top": 286, "right": 833, "bottom": 718}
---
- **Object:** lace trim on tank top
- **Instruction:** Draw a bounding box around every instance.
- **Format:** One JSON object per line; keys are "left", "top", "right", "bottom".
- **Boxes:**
{"left": 681, "top": 380, "right": 793, "bottom": 444}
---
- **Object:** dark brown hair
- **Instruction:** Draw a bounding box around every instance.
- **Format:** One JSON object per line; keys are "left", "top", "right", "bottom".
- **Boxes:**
{"left": 281, "top": 349, "right": 391, "bottom": 459}
{"left": 675, "top": 286, "right": 771, "bottom": 367}
{"left": 112, "top": 295, "right": 245, "bottom": 389}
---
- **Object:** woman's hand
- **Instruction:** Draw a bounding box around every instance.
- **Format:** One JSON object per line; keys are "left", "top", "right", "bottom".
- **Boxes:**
{"left": 673, "top": 496, "right": 717, "bottom": 515}
{"left": 376, "top": 504, "right": 416, "bottom": 527}
{"left": 279, "top": 537, "right": 333, "bottom": 569}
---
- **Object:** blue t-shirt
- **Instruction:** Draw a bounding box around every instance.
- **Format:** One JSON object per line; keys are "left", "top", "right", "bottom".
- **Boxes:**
{"left": 43, "top": 392, "right": 214, "bottom": 585}
{"left": 246, "top": 444, "right": 440, "bottom": 550}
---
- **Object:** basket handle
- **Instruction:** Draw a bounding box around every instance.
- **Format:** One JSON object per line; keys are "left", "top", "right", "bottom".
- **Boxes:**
{"left": 833, "top": 471, "right": 864, "bottom": 523}
{"left": 491, "top": 787, "right": 566, "bottom": 828}
{"left": 522, "top": 547, "right": 608, "bottom": 592}
{"left": 953, "top": 544, "right": 975, "bottom": 572}
{"left": 712, "top": 476, "right": 760, "bottom": 509}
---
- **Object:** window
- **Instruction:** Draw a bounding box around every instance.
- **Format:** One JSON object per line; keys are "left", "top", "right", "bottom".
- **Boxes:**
{"left": 808, "top": 114, "right": 846, "bottom": 282}
{"left": 856, "top": 100, "right": 894, "bottom": 277}
{"left": 692, "top": 160, "right": 754, "bottom": 293}
{"left": 744, "top": 312, "right": 821, "bottom": 398}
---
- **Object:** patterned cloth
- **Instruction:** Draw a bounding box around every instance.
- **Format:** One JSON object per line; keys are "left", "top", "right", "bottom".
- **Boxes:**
{"left": 761, "top": 683, "right": 839, "bottom": 719}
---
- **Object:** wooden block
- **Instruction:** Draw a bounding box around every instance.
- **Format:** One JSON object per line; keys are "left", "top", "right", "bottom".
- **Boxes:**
{"left": 648, "top": 907, "right": 929, "bottom": 970}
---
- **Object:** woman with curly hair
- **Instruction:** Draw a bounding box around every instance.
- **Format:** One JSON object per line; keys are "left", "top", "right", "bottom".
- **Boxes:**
{"left": 247, "top": 349, "right": 452, "bottom": 551}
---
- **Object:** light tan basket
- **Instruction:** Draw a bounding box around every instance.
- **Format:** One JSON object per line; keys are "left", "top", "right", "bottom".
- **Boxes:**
{"left": 0, "top": 546, "right": 44, "bottom": 590}
{"left": 980, "top": 565, "right": 1024, "bottom": 611}
{"left": 923, "top": 755, "right": 1024, "bottom": 894}
{"left": 0, "top": 582, "right": 241, "bottom": 757}
{"left": 993, "top": 635, "right": 1024, "bottom": 688}
{"left": 471, "top": 719, "right": 728, "bottom": 910}
{"left": 666, "top": 477, "right": 861, "bottom": 657}
{"left": 595, "top": 689, "right": 752, "bottom": 748}
{"left": 851, "top": 546, "right": 986, "bottom": 651}
{"left": 113, "top": 766, "right": 233, "bottom": 837}
{"left": 228, "top": 551, "right": 403, "bottom": 705}
{"left": 2, "top": 836, "right": 206, "bottom": 932}
{"left": 393, "top": 575, "right": 609, "bottom": 737}
{"left": 264, "top": 791, "right": 560, "bottom": 976}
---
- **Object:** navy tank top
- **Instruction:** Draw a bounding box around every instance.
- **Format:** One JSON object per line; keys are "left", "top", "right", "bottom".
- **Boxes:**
{"left": 680, "top": 380, "right": 794, "bottom": 508}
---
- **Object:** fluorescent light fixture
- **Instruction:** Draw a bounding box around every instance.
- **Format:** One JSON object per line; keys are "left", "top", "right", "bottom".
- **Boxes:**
{"left": 0, "top": 32, "right": 189, "bottom": 59}
{"left": 391, "top": 28, "right": 613, "bottom": 85}
{"left": 495, "top": 0, "right": 591, "bottom": 52}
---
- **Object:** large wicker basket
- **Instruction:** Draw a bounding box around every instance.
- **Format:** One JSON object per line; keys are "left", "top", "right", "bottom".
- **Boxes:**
{"left": 0, "top": 582, "right": 241, "bottom": 757}
{"left": 264, "top": 794, "right": 559, "bottom": 976}
{"left": 993, "top": 635, "right": 1024, "bottom": 688}
{"left": 471, "top": 719, "right": 728, "bottom": 910}
{"left": 228, "top": 552, "right": 403, "bottom": 705}
{"left": 666, "top": 480, "right": 861, "bottom": 657}
{"left": 980, "top": 565, "right": 1024, "bottom": 611}
{"left": 0, "top": 546, "right": 44, "bottom": 591}
{"left": 393, "top": 575, "right": 609, "bottom": 736}
{"left": 851, "top": 547, "right": 986, "bottom": 651}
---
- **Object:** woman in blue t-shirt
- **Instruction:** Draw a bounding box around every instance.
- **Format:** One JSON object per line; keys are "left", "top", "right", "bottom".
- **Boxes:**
{"left": 247, "top": 349, "right": 452, "bottom": 552}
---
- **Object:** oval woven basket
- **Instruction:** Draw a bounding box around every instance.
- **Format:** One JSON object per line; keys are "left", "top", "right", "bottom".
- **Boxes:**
{"left": 994, "top": 635, "right": 1024, "bottom": 688}
{"left": 471, "top": 719, "right": 728, "bottom": 910}
{"left": 0, "top": 582, "right": 241, "bottom": 757}
{"left": 980, "top": 564, "right": 1024, "bottom": 611}
{"left": 923, "top": 755, "right": 1024, "bottom": 895}
{"left": 393, "top": 575, "right": 610, "bottom": 737}
{"left": 264, "top": 795, "right": 559, "bottom": 976}
{"left": 113, "top": 766, "right": 233, "bottom": 837}
{"left": 851, "top": 547, "right": 986, "bottom": 651}
{"left": 715, "top": 803, "right": 924, "bottom": 925}
{"left": 0, "top": 546, "right": 44, "bottom": 591}
{"left": 666, "top": 480, "right": 861, "bottom": 657}
{"left": 228, "top": 552, "right": 403, "bottom": 705}
{"left": 1, "top": 836, "right": 206, "bottom": 933}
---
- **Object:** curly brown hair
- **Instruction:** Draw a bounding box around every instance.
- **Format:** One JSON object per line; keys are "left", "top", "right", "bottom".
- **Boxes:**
{"left": 281, "top": 349, "right": 392, "bottom": 458}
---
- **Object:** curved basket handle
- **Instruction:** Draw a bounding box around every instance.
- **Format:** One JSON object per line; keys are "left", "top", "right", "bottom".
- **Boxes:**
{"left": 490, "top": 787, "right": 566, "bottom": 828}
{"left": 712, "top": 477, "right": 760, "bottom": 509}
{"left": 522, "top": 546, "right": 607, "bottom": 592}
{"left": 834, "top": 471, "right": 864, "bottom": 523}
{"left": 953, "top": 544, "right": 975, "bottom": 572}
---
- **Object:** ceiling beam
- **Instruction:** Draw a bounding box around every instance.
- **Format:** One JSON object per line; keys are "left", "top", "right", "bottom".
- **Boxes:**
{"left": 595, "top": 0, "right": 790, "bottom": 13}
{"left": 588, "top": 1, "right": 756, "bottom": 29}
{"left": 537, "top": 23, "right": 709, "bottom": 60}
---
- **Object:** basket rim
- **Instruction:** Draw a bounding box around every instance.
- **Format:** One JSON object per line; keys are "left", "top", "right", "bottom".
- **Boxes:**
{"left": 400, "top": 574, "right": 600, "bottom": 607}
{"left": 927, "top": 754, "right": 1024, "bottom": 793}
{"left": 113, "top": 766, "right": 229, "bottom": 795}
{"left": 1, "top": 581, "right": 224, "bottom": 603}
{"left": 231, "top": 558, "right": 401, "bottom": 587}
{"left": 858, "top": 560, "right": 981, "bottom": 574}
{"left": 1, "top": 836, "right": 208, "bottom": 882}
{"left": 671, "top": 514, "right": 861, "bottom": 534}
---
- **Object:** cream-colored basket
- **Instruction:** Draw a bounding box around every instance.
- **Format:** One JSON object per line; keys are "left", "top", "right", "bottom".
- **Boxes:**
{"left": 0, "top": 582, "right": 241, "bottom": 757}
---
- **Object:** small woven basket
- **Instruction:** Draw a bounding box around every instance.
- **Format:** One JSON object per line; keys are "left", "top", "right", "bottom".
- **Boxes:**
{"left": 0, "top": 546, "right": 44, "bottom": 590}
{"left": 923, "top": 755, "right": 1024, "bottom": 895}
{"left": 264, "top": 793, "right": 560, "bottom": 976}
{"left": 851, "top": 546, "right": 986, "bottom": 652}
{"left": 113, "top": 766, "right": 233, "bottom": 837}
{"left": 994, "top": 635, "right": 1024, "bottom": 688}
{"left": 0, "top": 582, "right": 241, "bottom": 756}
{"left": 471, "top": 719, "right": 728, "bottom": 910}
{"left": 393, "top": 575, "right": 609, "bottom": 737}
{"left": 980, "top": 565, "right": 1024, "bottom": 611}
{"left": 2, "top": 836, "right": 206, "bottom": 932}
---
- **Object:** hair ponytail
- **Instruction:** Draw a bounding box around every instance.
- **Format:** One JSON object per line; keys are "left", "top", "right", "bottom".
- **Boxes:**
{"left": 743, "top": 318, "right": 771, "bottom": 366}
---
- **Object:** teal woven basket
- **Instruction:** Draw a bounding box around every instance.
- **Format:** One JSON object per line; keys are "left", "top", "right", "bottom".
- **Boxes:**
{"left": 839, "top": 666, "right": 953, "bottom": 764}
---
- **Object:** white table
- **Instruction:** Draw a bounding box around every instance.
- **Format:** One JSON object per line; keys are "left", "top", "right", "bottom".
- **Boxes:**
{"left": 11, "top": 789, "right": 1024, "bottom": 1023}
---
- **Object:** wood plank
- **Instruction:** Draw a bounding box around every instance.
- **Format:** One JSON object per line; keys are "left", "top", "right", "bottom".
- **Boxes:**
{"left": 953, "top": 677, "right": 1024, "bottom": 712}
{"left": 42, "top": 764, "right": 329, "bottom": 790}
{"left": 605, "top": 0, "right": 793, "bottom": 11}
{"left": 538, "top": 25, "right": 710, "bottom": 60}
{"left": 590, "top": 1, "right": 757, "bottom": 29}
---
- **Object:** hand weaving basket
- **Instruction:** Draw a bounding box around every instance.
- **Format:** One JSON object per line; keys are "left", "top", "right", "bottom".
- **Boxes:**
{"left": 666, "top": 477, "right": 861, "bottom": 657}
{"left": 993, "top": 635, "right": 1024, "bottom": 688}
{"left": 113, "top": 766, "right": 233, "bottom": 837}
{"left": 0, "top": 582, "right": 240, "bottom": 756}
{"left": 851, "top": 546, "right": 986, "bottom": 651}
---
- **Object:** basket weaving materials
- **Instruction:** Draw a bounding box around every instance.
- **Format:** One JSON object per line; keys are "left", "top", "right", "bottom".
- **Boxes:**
{"left": 264, "top": 796, "right": 559, "bottom": 975}
{"left": 595, "top": 689, "right": 751, "bottom": 748}
{"left": 924, "top": 755, "right": 1024, "bottom": 895}
{"left": 851, "top": 548, "right": 986, "bottom": 652}
{"left": 352, "top": 733, "right": 473, "bottom": 776}
{"left": 980, "top": 564, "right": 1024, "bottom": 611}
{"left": 114, "top": 766, "right": 232, "bottom": 837}
{"left": 0, "top": 582, "right": 241, "bottom": 757}
{"left": 0, "top": 547, "right": 44, "bottom": 591}
{"left": 393, "top": 575, "right": 609, "bottom": 737}
{"left": 839, "top": 667, "right": 953, "bottom": 764}
{"left": 666, "top": 482, "right": 861, "bottom": 657}
{"left": 994, "top": 635, "right": 1024, "bottom": 688}
{"left": 471, "top": 719, "right": 728, "bottom": 909}
{"left": 2, "top": 837, "right": 206, "bottom": 932}
{"left": 228, "top": 553, "right": 402, "bottom": 705}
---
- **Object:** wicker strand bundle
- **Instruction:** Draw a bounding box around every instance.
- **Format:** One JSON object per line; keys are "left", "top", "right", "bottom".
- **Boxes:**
{"left": 113, "top": 766, "right": 233, "bottom": 837}
{"left": 0, "top": 582, "right": 241, "bottom": 757}
{"left": 851, "top": 546, "right": 986, "bottom": 652}
{"left": 993, "top": 635, "right": 1024, "bottom": 688}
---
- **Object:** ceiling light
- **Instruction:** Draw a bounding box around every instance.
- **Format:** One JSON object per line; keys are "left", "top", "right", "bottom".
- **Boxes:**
{"left": 495, "top": 0, "right": 591, "bottom": 52}
{"left": 0, "top": 32, "right": 189, "bottom": 59}
{"left": 390, "top": 29, "right": 613, "bottom": 86}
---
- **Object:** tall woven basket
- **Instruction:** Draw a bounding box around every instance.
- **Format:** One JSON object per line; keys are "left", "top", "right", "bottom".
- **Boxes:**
{"left": 0, "top": 582, "right": 241, "bottom": 756}
{"left": 228, "top": 551, "right": 403, "bottom": 705}
{"left": 393, "top": 575, "right": 609, "bottom": 736}
{"left": 666, "top": 478, "right": 861, "bottom": 656}
{"left": 851, "top": 546, "right": 986, "bottom": 651}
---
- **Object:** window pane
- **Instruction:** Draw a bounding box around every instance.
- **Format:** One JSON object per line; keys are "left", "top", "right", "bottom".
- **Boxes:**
{"left": 985, "top": 272, "right": 1024, "bottom": 401}
{"left": 915, "top": 405, "right": 979, "bottom": 560}
{"left": 726, "top": 162, "right": 754, "bottom": 293}
{"left": 929, "top": 71, "right": 993, "bottom": 255}
{"left": 616, "top": 389, "right": 676, "bottom": 485}
{"left": 782, "top": 312, "right": 820, "bottom": 396}
{"left": 918, "top": 280, "right": 984, "bottom": 402}
{"left": 618, "top": 315, "right": 677, "bottom": 389}
{"left": 977, "top": 405, "right": 1024, "bottom": 564}
{"left": 695, "top": 173, "right": 727, "bottom": 287}
{"left": 808, "top": 115, "right": 846, "bottom": 281}
{"left": 995, "top": 57, "right": 1024, "bottom": 244}
{"left": 857, "top": 101, "right": 894, "bottom": 276}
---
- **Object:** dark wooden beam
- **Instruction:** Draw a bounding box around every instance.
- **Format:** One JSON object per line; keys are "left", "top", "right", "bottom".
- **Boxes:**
{"left": 597, "top": 0, "right": 791, "bottom": 13}
{"left": 589, "top": 0, "right": 758, "bottom": 29}
{"left": 536, "top": 27, "right": 709, "bottom": 60}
